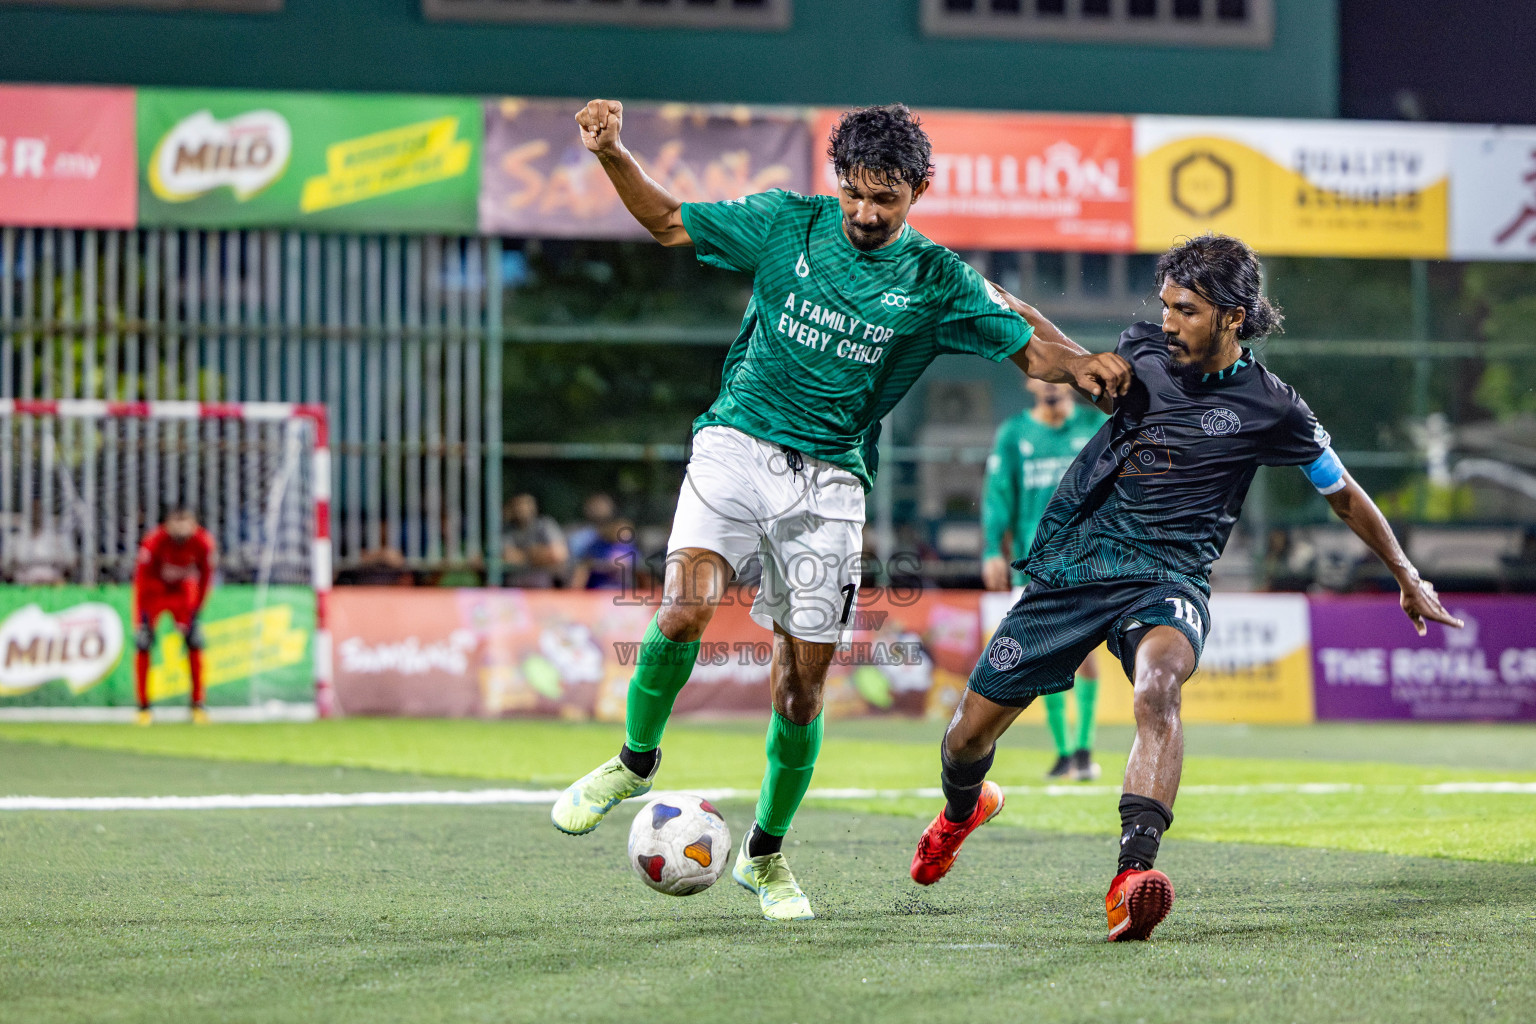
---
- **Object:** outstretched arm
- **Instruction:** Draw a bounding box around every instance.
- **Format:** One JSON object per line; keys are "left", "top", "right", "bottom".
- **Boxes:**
{"left": 1325, "top": 474, "right": 1463, "bottom": 636}
{"left": 991, "top": 282, "right": 1130, "bottom": 411}
{"left": 575, "top": 99, "right": 691, "bottom": 247}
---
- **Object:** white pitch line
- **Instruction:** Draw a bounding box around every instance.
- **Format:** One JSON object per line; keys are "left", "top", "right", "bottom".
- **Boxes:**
{"left": 1, "top": 781, "right": 1534, "bottom": 812}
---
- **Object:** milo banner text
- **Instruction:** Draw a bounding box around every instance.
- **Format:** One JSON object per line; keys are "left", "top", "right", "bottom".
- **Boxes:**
{"left": 0, "top": 585, "right": 315, "bottom": 707}
{"left": 479, "top": 99, "right": 811, "bottom": 238}
{"left": 137, "top": 89, "right": 480, "bottom": 232}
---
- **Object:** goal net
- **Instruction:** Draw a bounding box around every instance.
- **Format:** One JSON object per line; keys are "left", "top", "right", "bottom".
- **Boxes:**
{"left": 0, "top": 399, "right": 333, "bottom": 712}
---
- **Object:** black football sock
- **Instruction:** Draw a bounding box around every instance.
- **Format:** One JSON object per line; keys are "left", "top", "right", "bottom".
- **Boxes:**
{"left": 618, "top": 744, "right": 658, "bottom": 779}
{"left": 940, "top": 742, "right": 996, "bottom": 823}
{"left": 746, "top": 823, "right": 783, "bottom": 858}
{"left": 1117, "top": 793, "right": 1174, "bottom": 874}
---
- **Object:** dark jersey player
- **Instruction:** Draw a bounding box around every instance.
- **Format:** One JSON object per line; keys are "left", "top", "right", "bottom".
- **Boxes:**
{"left": 131, "top": 507, "right": 216, "bottom": 725}
{"left": 908, "top": 234, "right": 1462, "bottom": 941}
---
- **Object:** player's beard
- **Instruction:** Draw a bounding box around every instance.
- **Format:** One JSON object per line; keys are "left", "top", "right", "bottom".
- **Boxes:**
{"left": 1165, "top": 331, "right": 1207, "bottom": 388}
{"left": 843, "top": 216, "right": 896, "bottom": 251}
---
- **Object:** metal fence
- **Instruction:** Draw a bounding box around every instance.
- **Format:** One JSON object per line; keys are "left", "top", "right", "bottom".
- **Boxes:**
{"left": 0, "top": 227, "right": 504, "bottom": 580}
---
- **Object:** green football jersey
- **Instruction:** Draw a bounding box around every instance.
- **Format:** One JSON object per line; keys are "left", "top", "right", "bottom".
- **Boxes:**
{"left": 982, "top": 403, "right": 1107, "bottom": 584}
{"left": 680, "top": 189, "right": 1032, "bottom": 491}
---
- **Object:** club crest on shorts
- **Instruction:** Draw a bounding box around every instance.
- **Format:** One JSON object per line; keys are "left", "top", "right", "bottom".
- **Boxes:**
{"left": 1201, "top": 408, "right": 1241, "bottom": 437}
{"left": 987, "top": 636, "right": 1023, "bottom": 671}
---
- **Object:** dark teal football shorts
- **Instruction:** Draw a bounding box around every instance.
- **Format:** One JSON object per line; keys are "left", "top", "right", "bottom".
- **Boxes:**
{"left": 969, "top": 579, "right": 1210, "bottom": 708}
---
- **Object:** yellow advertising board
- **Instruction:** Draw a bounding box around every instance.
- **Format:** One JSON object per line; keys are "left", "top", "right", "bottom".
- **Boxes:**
{"left": 980, "top": 592, "right": 1315, "bottom": 725}
{"left": 1135, "top": 117, "right": 1449, "bottom": 258}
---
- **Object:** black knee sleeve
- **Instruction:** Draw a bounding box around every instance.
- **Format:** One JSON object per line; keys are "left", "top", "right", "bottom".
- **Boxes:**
{"left": 1118, "top": 793, "right": 1174, "bottom": 873}
{"left": 134, "top": 624, "right": 154, "bottom": 652}
{"left": 940, "top": 742, "right": 996, "bottom": 823}
{"left": 183, "top": 622, "right": 205, "bottom": 651}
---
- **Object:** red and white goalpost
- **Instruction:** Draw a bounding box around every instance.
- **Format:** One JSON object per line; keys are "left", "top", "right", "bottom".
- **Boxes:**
{"left": 0, "top": 398, "right": 334, "bottom": 714}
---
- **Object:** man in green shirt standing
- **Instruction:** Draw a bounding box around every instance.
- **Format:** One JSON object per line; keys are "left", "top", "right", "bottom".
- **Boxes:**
{"left": 982, "top": 378, "right": 1107, "bottom": 781}
{"left": 549, "top": 99, "right": 1130, "bottom": 922}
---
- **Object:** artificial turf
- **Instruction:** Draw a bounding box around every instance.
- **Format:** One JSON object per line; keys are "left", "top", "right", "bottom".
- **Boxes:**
{"left": 1, "top": 737, "right": 1532, "bottom": 1024}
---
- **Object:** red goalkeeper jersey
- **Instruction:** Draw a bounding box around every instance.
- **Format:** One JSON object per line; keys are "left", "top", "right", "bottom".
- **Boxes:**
{"left": 133, "top": 526, "right": 216, "bottom": 609}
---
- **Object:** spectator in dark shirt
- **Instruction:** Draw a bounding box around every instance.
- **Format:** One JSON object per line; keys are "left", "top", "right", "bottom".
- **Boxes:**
{"left": 570, "top": 518, "right": 640, "bottom": 590}
{"left": 502, "top": 494, "right": 568, "bottom": 588}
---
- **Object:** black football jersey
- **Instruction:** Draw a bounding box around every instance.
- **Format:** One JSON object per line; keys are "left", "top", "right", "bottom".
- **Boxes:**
{"left": 1022, "top": 321, "right": 1336, "bottom": 595}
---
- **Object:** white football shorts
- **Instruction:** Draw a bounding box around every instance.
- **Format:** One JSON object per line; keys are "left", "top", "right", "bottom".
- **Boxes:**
{"left": 668, "top": 425, "right": 864, "bottom": 644}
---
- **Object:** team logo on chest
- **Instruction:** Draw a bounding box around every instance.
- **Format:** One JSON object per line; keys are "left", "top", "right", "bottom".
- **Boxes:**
{"left": 1201, "top": 408, "right": 1242, "bottom": 437}
{"left": 794, "top": 252, "right": 810, "bottom": 278}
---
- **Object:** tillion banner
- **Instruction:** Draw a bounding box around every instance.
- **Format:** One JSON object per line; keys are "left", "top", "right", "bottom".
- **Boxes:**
{"left": 1310, "top": 596, "right": 1536, "bottom": 721}
{"left": 0, "top": 586, "right": 315, "bottom": 707}
{"left": 1135, "top": 116, "right": 1450, "bottom": 258}
{"left": 814, "top": 109, "right": 1135, "bottom": 252}
{"left": 1449, "top": 126, "right": 1536, "bottom": 261}
{"left": 137, "top": 89, "right": 481, "bottom": 232}
{"left": 329, "top": 586, "right": 983, "bottom": 720}
{"left": 479, "top": 99, "right": 812, "bottom": 238}
{"left": 0, "top": 85, "right": 138, "bottom": 229}
{"left": 981, "top": 592, "right": 1316, "bottom": 725}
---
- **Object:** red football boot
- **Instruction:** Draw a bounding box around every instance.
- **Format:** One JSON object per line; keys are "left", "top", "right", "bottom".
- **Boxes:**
{"left": 1105, "top": 867, "right": 1175, "bottom": 941}
{"left": 910, "top": 781, "right": 1005, "bottom": 886}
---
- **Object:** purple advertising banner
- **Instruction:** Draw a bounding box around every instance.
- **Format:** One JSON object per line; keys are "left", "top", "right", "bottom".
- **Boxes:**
{"left": 1311, "top": 595, "right": 1536, "bottom": 721}
{"left": 479, "top": 99, "right": 812, "bottom": 238}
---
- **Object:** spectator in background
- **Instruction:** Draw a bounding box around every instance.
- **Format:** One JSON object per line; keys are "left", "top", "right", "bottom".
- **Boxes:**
{"left": 566, "top": 492, "right": 616, "bottom": 565}
{"left": 502, "top": 493, "right": 567, "bottom": 588}
{"left": 570, "top": 518, "right": 640, "bottom": 590}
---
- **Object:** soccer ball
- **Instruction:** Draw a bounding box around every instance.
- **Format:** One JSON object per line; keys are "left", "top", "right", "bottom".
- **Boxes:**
{"left": 626, "top": 794, "right": 732, "bottom": 897}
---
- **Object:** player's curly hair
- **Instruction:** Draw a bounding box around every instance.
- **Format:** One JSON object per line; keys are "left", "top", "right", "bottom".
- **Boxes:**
{"left": 828, "top": 104, "right": 935, "bottom": 191}
{"left": 1156, "top": 234, "right": 1284, "bottom": 341}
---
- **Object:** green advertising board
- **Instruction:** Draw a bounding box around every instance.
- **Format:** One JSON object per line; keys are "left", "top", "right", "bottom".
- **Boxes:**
{"left": 137, "top": 88, "right": 481, "bottom": 232}
{"left": 0, "top": 585, "right": 315, "bottom": 708}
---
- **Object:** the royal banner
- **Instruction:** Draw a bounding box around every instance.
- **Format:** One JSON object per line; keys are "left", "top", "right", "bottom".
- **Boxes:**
{"left": 0, "top": 85, "right": 137, "bottom": 229}
{"left": 137, "top": 89, "right": 481, "bottom": 232}
{"left": 1449, "top": 126, "right": 1536, "bottom": 260}
{"left": 815, "top": 109, "right": 1135, "bottom": 252}
{"left": 0, "top": 585, "right": 315, "bottom": 708}
{"left": 480, "top": 99, "right": 812, "bottom": 238}
{"left": 982, "top": 592, "right": 1315, "bottom": 725}
{"left": 1135, "top": 116, "right": 1450, "bottom": 258}
{"left": 1311, "top": 595, "right": 1536, "bottom": 721}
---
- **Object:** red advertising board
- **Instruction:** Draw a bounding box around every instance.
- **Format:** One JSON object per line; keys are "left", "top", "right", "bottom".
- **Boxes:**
{"left": 813, "top": 109, "right": 1134, "bottom": 252}
{"left": 0, "top": 85, "right": 137, "bottom": 229}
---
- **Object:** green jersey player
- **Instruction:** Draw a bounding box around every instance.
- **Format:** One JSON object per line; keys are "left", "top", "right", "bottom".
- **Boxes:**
{"left": 981, "top": 379, "right": 1106, "bottom": 781}
{"left": 550, "top": 99, "right": 1131, "bottom": 922}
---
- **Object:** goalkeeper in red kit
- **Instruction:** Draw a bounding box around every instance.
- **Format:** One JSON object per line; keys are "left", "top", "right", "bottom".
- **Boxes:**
{"left": 132, "top": 507, "right": 215, "bottom": 724}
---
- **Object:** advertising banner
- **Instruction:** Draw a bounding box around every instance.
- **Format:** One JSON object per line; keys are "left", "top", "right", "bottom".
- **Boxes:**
{"left": 330, "top": 586, "right": 981, "bottom": 720}
{"left": 1449, "top": 126, "right": 1536, "bottom": 260}
{"left": 1135, "top": 116, "right": 1450, "bottom": 258}
{"left": 0, "top": 85, "right": 137, "bottom": 229}
{"left": 1311, "top": 595, "right": 1536, "bottom": 721}
{"left": 480, "top": 99, "right": 812, "bottom": 238}
{"left": 982, "top": 592, "right": 1315, "bottom": 725}
{"left": 137, "top": 89, "right": 480, "bottom": 232}
{"left": 0, "top": 585, "right": 315, "bottom": 707}
{"left": 814, "top": 109, "right": 1134, "bottom": 252}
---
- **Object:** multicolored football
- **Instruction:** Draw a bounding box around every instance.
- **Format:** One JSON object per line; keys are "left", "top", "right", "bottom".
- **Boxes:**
{"left": 626, "top": 794, "right": 732, "bottom": 897}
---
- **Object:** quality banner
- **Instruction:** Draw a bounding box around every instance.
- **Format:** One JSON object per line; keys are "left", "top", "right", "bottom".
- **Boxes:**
{"left": 0, "top": 585, "right": 315, "bottom": 707}
{"left": 329, "top": 586, "right": 981, "bottom": 720}
{"left": 815, "top": 109, "right": 1134, "bottom": 251}
{"left": 980, "top": 591, "right": 1315, "bottom": 724}
{"left": 1449, "top": 126, "right": 1536, "bottom": 260}
{"left": 1311, "top": 595, "right": 1536, "bottom": 721}
{"left": 480, "top": 99, "right": 812, "bottom": 238}
{"left": 0, "top": 85, "right": 137, "bottom": 229}
{"left": 1135, "top": 116, "right": 1450, "bottom": 258}
{"left": 137, "top": 88, "right": 480, "bottom": 232}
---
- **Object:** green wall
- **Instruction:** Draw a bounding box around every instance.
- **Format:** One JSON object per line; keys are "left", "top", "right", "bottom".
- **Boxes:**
{"left": 0, "top": 0, "right": 1337, "bottom": 117}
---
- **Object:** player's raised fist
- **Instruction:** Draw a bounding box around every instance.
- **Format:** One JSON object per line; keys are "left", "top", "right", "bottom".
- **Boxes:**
{"left": 576, "top": 99, "right": 624, "bottom": 155}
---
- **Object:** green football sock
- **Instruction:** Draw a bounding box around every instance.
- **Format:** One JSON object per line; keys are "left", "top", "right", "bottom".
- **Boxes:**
{"left": 1044, "top": 690, "right": 1072, "bottom": 757}
{"left": 754, "top": 710, "right": 824, "bottom": 837}
{"left": 623, "top": 616, "right": 700, "bottom": 754}
{"left": 1073, "top": 675, "right": 1099, "bottom": 752}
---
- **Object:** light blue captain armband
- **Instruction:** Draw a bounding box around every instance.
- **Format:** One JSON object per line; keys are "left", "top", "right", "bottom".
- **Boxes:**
{"left": 1303, "top": 447, "right": 1347, "bottom": 495}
